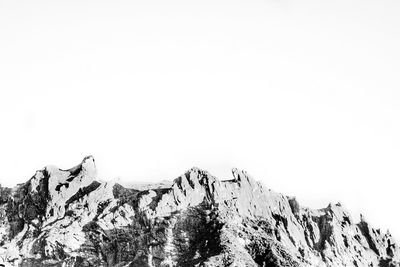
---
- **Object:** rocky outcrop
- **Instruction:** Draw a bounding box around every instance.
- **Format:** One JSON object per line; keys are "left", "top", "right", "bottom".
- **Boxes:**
{"left": 0, "top": 157, "right": 398, "bottom": 266}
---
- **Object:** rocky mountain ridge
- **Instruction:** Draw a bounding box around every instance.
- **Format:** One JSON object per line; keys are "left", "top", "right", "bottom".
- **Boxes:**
{"left": 0, "top": 156, "right": 398, "bottom": 266}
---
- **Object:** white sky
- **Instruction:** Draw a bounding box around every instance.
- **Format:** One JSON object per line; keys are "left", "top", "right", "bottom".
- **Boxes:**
{"left": 1, "top": 0, "right": 400, "bottom": 237}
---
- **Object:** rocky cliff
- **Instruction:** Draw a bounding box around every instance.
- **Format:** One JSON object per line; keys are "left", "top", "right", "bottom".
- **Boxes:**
{"left": 0, "top": 157, "right": 398, "bottom": 267}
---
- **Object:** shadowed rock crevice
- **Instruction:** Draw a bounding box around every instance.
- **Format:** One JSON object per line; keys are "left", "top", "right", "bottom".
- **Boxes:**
{"left": 65, "top": 181, "right": 101, "bottom": 207}
{"left": 358, "top": 220, "right": 381, "bottom": 256}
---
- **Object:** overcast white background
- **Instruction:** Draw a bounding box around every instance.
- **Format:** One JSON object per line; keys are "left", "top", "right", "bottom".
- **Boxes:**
{"left": 1, "top": 0, "right": 400, "bottom": 238}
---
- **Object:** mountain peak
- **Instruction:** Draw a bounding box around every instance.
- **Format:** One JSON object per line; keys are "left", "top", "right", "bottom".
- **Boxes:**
{"left": 0, "top": 158, "right": 398, "bottom": 267}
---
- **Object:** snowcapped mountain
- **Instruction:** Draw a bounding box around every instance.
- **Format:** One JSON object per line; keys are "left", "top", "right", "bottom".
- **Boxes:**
{"left": 0, "top": 156, "right": 398, "bottom": 266}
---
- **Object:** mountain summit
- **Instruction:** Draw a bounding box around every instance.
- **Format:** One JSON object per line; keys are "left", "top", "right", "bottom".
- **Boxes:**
{"left": 0, "top": 157, "right": 398, "bottom": 266}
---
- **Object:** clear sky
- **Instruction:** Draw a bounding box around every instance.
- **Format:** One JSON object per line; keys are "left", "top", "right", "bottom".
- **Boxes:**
{"left": 1, "top": 0, "right": 400, "bottom": 237}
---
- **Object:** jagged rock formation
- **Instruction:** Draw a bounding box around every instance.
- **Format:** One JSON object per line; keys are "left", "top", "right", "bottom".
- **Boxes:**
{"left": 0, "top": 156, "right": 398, "bottom": 266}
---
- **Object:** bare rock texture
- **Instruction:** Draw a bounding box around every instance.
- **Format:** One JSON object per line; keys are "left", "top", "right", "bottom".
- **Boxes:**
{"left": 0, "top": 157, "right": 398, "bottom": 266}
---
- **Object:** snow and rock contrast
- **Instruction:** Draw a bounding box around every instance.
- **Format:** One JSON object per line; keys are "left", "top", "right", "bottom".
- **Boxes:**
{"left": 0, "top": 157, "right": 398, "bottom": 266}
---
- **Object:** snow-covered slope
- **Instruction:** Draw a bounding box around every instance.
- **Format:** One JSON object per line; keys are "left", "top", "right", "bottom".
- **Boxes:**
{"left": 0, "top": 157, "right": 398, "bottom": 266}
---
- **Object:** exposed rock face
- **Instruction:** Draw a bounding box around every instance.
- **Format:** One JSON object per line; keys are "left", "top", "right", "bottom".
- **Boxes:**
{"left": 0, "top": 157, "right": 398, "bottom": 266}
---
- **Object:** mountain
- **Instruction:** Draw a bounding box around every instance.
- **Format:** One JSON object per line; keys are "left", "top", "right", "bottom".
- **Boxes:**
{"left": 0, "top": 156, "right": 398, "bottom": 267}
